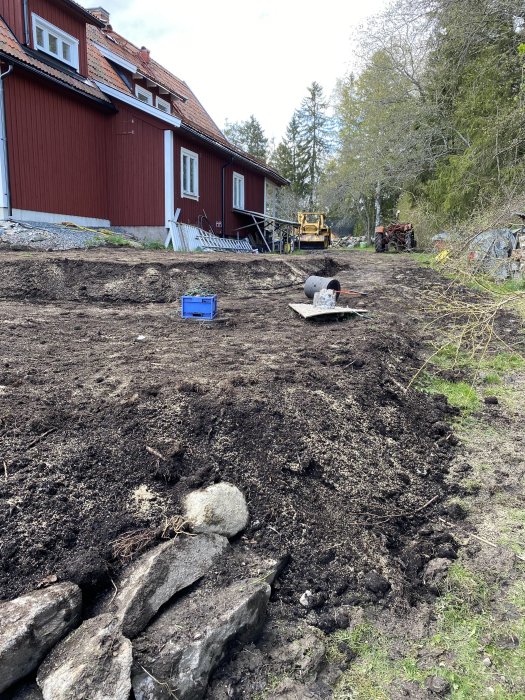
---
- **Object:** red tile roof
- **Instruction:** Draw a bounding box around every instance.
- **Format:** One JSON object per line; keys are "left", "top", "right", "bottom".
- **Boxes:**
{"left": 87, "top": 25, "right": 227, "bottom": 140}
{"left": 0, "top": 17, "right": 109, "bottom": 103}
{"left": 86, "top": 25, "right": 287, "bottom": 182}
{"left": 0, "top": 6, "right": 286, "bottom": 183}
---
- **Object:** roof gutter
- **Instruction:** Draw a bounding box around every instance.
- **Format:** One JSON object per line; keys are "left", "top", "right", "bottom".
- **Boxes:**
{"left": 64, "top": 1, "right": 105, "bottom": 27}
{"left": 94, "top": 81, "right": 182, "bottom": 128}
{"left": 0, "top": 61, "right": 13, "bottom": 217}
{"left": 180, "top": 123, "right": 289, "bottom": 186}
{"left": 0, "top": 54, "right": 115, "bottom": 109}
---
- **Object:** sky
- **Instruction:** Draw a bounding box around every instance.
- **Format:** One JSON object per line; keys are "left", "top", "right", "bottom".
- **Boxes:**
{"left": 79, "top": 0, "right": 388, "bottom": 143}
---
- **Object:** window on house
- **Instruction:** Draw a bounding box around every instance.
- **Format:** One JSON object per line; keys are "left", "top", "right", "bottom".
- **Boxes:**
{"left": 233, "top": 172, "right": 245, "bottom": 210}
{"left": 135, "top": 86, "right": 153, "bottom": 105}
{"left": 32, "top": 14, "right": 79, "bottom": 70}
{"left": 155, "top": 96, "right": 171, "bottom": 114}
{"left": 181, "top": 148, "right": 198, "bottom": 198}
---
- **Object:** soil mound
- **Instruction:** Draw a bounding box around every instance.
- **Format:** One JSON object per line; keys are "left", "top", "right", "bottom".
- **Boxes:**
{"left": 0, "top": 250, "right": 339, "bottom": 303}
{"left": 0, "top": 251, "right": 456, "bottom": 627}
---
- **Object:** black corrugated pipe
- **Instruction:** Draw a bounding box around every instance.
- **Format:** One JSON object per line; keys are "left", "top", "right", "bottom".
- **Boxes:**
{"left": 221, "top": 157, "right": 233, "bottom": 238}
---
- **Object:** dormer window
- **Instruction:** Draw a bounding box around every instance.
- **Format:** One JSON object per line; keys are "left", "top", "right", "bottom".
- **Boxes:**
{"left": 32, "top": 14, "right": 79, "bottom": 70}
{"left": 135, "top": 86, "right": 153, "bottom": 105}
{"left": 155, "top": 96, "right": 171, "bottom": 114}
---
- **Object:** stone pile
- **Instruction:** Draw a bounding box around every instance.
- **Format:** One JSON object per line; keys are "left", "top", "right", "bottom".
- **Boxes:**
{"left": 1, "top": 483, "right": 277, "bottom": 700}
{"left": 331, "top": 235, "right": 368, "bottom": 249}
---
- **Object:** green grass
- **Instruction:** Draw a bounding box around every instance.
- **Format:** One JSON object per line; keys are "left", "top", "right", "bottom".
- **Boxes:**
{"left": 421, "top": 376, "right": 480, "bottom": 413}
{"left": 423, "top": 346, "right": 524, "bottom": 410}
{"left": 412, "top": 252, "right": 436, "bottom": 265}
{"left": 142, "top": 240, "right": 166, "bottom": 250}
{"left": 329, "top": 624, "right": 422, "bottom": 700}
{"left": 483, "top": 352, "right": 525, "bottom": 373}
{"left": 430, "top": 345, "right": 525, "bottom": 375}
{"left": 351, "top": 244, "right": 375, "bottom": 252}
{"left": 482, "top": 373, "right": 502, "bottom": 385}
{"left": 330, "top": 563, "right": 525, "bottom": 700}
{"left": 103, "top": 233, "right": 133, "bottom": 247}
{"left": 467, "top": 276, "right": 525, "bottom": 295}
{"left": 86, "top": 233, "right": 133, "bottom": 247}
{"left": 508, "top": 508, "right": 525, "bottom": 526}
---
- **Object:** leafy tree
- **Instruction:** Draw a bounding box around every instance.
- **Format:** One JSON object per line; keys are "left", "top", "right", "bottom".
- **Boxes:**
{"left": 325, "top": 49, "right": 441, "bottom": 232}
{"left": 223, "top": 115, "right": 269, "bottom": 162}
{"left": 324, "top": 0, "right": 525, "bottom": 232}
{"left": 422, "top": 0, "right": 525, "bottom": 217}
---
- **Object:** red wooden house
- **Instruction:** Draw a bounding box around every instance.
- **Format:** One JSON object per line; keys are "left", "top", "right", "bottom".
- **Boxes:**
{"left": 0, "top": 1, "right": 286, "bottom": 243}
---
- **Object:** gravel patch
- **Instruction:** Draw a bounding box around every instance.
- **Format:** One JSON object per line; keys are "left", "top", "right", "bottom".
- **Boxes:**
{"left": 0, "top": 220, "right": 137, "bottom": 251}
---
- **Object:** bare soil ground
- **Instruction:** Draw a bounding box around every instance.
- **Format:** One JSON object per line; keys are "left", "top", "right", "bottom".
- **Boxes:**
{"left": 0, "top": 251, "right": 460, "bottom": 651}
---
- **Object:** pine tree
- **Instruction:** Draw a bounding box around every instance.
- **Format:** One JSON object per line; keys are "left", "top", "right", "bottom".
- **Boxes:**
{"left": 270, "top": 111, "right": 307, "bottom": 198}
{"left": 296, "top": 82, "right": 333, "bottom": 208}
{"left": 223, "top": 115, "right": 269, "bottom": 162}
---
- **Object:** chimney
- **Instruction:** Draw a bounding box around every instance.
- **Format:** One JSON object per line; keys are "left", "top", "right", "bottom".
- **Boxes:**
{"left": 139, "top": 46, "right": 150, "bottom": 64}
{"left": 88, "top": 7, "right": 110, "bottom": 25}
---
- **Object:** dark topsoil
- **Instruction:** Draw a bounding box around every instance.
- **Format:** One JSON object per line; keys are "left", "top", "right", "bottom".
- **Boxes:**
{"left": 0, "top": 250, "right": 459, "bottom": 629}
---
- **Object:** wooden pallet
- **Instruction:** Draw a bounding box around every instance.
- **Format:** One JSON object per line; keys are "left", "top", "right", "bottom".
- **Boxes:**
{"left": 289, "top": 303, "right": 367, "bottom": 319}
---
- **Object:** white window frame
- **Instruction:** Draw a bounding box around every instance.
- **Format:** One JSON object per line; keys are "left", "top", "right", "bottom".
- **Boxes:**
{"left": 155, "top": 96, "right": 171, "bottom": 114}
{"left": 233, "top": 172, "right": 245, "bottom": 210}
{"left": 32, "top": 13, "right": 79, "bottom": 70}
{"left": 135, "top": 85, "right": 153, "bottom": 106}
{"left": 181, "top": 148, "right": 199, "bottom": 199}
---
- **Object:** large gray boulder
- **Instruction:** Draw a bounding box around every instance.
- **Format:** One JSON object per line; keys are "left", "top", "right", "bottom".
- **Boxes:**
{"left": 36, "top": 614, "right": 132, "bottom": 700}
{"left": 132, "top": 578, "right": 271, "bottom": 700}
{"left": 183, "top": 482, "right": 249, "bottom": 538}
{"left": 0, "top": 582, "right": 81, "bottom": 693}
{"left": 107, "top": 533, "right": 228, "bottom": 638}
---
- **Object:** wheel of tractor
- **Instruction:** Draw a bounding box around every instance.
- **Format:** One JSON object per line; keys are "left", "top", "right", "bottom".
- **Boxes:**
{"left": 405, "top": 231, "right": 417, "bottom": 252}
{"left": 375, "top": 233, "right": 385, "bottom": 253}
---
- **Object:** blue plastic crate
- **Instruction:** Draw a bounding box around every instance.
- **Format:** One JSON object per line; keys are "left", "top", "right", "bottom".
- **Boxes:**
{"left": 181, "top": 295, "right": 217, "bottom": 320}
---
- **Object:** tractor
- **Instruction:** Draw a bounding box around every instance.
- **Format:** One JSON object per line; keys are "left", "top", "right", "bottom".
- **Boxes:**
{"left": 375, "top": 222, "right": 416, "bottom": 253}
{"left": 297, "top": 212, "right": 332, "bottom": 249}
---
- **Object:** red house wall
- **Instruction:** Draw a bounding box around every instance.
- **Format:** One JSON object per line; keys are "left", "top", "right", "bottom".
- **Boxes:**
{"left": 3, "top": 69, "right": 270, "bottom": 232}
{"left": 4, "top": 71, "right": 109, "bottom": 219}
{"left": 2, "top": 0, "right": 25, "bottom": 43}
{"left": 173, "top": 132, "right": 266, "bottom": 236}
{"left": 28, "top": 0, "right": 89, "bottom": 75}
{"left": 105, "top": 101, "right": 165, "bottom": 227}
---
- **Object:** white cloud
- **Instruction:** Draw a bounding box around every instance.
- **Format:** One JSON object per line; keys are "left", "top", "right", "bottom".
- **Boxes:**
{"left": 80, "top": 0, "right": 387, "bottom": 142}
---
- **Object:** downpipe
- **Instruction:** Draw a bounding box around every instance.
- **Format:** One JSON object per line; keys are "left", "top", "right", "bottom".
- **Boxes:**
{"left": 0, "top": 62, "right": 13, "bottom": 217}
{"left": 221, "top": 157, "right": 233, "bottom": 238}
{"left": 23, "top": 0, "right": 30, "bottom": 45}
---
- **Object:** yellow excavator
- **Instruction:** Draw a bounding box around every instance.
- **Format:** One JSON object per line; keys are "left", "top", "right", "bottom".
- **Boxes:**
{"left": 296, "top": 212, "right": 332, "bottom": 249}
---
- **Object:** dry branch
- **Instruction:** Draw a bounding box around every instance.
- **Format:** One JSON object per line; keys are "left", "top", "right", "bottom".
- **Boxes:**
{"left": 111, "top": 515, "right": 191, "bottom": 562}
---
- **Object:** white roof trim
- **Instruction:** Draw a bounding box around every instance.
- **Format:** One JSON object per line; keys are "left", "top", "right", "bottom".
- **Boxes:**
{"left": 93, "top": 42, "right": 137, "bottom": 73}
{"left": 94, "top": 81, "right": 182, "bottom": 127}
